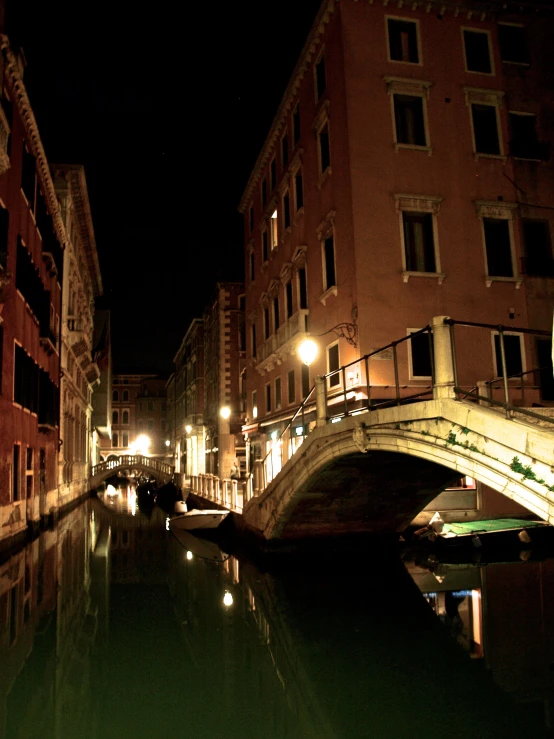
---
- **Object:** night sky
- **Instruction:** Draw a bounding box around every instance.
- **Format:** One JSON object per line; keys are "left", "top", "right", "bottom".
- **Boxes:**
{"left": 6, "top": 0, "right": 322, "bottom": 373}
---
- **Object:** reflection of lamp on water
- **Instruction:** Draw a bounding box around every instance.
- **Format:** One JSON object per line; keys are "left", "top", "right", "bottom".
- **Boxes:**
{"left": 223, "top": 590, "right": 233, "bottom": 608}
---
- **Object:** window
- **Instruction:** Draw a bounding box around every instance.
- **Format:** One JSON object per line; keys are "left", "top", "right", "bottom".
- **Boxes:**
{"left": 285, "top": 280, "right": 293, "bottom": 319}
{"left": 409, "top": 330, "right": 433, "bottom": 378}
{"left": 293, "top": 105, "right": 301, "bottom": 147}
{"left": 493, "top": 332, "right": 523, "bottom": 378}
{"left": 123, "top": 433, "right": 128, "bottom": 447}
{"left": 509, "top": 113, "right": 548, "bottom": 161}
{"left": 318, "top": 122, "right": 331, "bottom": 174}
{"left": 288, "top": 369, "right": 295, "bottom": 404}
{"left": 251, "top": 323, "right": 257, "bottom": 357}
{"left": 270, "top": 209, "right": 278, "bottom": 250}
{"left": 112, "top": 410, "right": 118, "bottom": 424}
{"left": 393, "top": 94, "right": 427, "bottom": 147}
{"left": 294, "top": 169, "right": 303, "bottom": 211}
{"left": 471, "top": 103, "right": 501, "bottom": 156}
{"left": 265, "top": 383, "right": 272, "bottom": 413}
{"left": 463, "top": 29, "right": 493, "bottom": 74}
{"left": 0, "top": 324, "right": 3, "bottom": 392}
{"left": 14, "top": 344, "right": 39, "bottom": 413}
{"left": 387, "top": 18, "right": 419, "bottom": 63}
{"left": 281, "top": 133, "right": 289, "bottom": 168}
{"left": 498, "top": 24, "right": 529, "bottom": 65}
{"left": 298, "top": 268, "right": 308, "bottom": 309}
{"left": 273, "top": 296, "right": 280, "bottom": 331}
{"left": 521, "top": 220, "right": 554, "bottom": 277}
{"left": 147, "top": 419, "right": 153, "bottom": 430}
{"left": 403, "top": 212, "right": 436, "bottom": 272}
{"left": 322, "top": 234, "right": 337, "bottom": 291}
{"left": 261, "top": 178, "right": 267, "bottom": 207}
{"left": 252, "top": 390, "right": 258, "bottom": 419}
{"left": 315, "top": 54, "right": 326, "bottom": 100}
{"left": 249, "top": 249, "right": 255, "bottom": 281}
{"left": 249, "top": 206, "right": 254, "bottom": 233}
{"left": 264, "top": 307, "right": 270, "bottom": 339}
{"left": 122, "top": 390, "right": 129, "bottom": 402}
{"left": 327, "top": 343, "right": 340, "bottom": 388}
{"left": 483, "top": 218, "right": 514, "bottom": 278}
{"left": 112, "top": 432, "right": 119, "bottom": 447}
{"left": 301, "top": 365, "right": 310, "bottom": 398}
{"left": 147, "top": 401, "right": 153, "bottom": 412}
{"left": 270, "top": 159, "right": 277, "bottom": 191}
{"left": 275, "top": 377, "right": 282, "bottom": 410}
{"left": 12, "top": 444, "right": 20, "bottom": 501}
{"left": 112, "top": 389, "right": 118, "bottom": 402}
{"left": 283, "top": 192, "right": 290, "bottom": 230}
{"left": 0, "top": 204, "right": 7, "bottom": 269}
{"left": 122, "top": 410, "right": 129, "bottom": 424}
{"left": 262, "top": 228, "right": 268, "bottom": 262}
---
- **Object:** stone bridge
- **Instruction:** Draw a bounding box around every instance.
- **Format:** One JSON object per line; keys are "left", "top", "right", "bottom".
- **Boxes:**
{"left": 188, "top": 316, "right": 554, "bottom": 541}
{"left": 90, "top": 454, "right": 174, "bottom": 488}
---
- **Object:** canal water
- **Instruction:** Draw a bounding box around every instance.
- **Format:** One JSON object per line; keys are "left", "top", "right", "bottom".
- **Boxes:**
{"left": 1, "top": 486, "right": 554, "bottom": 739}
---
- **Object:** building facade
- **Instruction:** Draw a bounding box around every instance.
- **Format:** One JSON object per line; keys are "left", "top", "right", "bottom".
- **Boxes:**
{"left": 173, "top": 319, "right": 205, "bottom": 479}
{"left": 106, "top": 372, "right": 156, "bottom": 460}
{"left": 0, "top": 39, "right": 64, "bottom": 546}
{"left": 53, "top": 165, "right": 102, "bottom": 508}
{"left": 203, "top": 283, "right": 246, "bottom": 478}
{"left": 134, "top": 376, "right": 169, "bottom": 459}
{"left": 238, "top": 0, "right": 554, "bottom": 487}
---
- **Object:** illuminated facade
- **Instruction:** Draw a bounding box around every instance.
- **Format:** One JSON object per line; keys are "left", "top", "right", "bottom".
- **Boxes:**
{"left": 53, "top": 165, "right": 102, "bottom": 508}
{"left": 239, "top": 0, "right": 554, "bottom": 491}
{"left": 0, "top": 39, "right": 64, "bottom": 546}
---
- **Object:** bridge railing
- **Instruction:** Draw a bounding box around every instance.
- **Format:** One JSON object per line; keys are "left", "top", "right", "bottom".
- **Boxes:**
{"left": 258, "top": 317, "right": 554, "bottom": 493}
{"left": 91, "top": 454, "right": 174, "bottom": 479}
{"left": 188, "top": 473, "right": 250, "bottom": 513}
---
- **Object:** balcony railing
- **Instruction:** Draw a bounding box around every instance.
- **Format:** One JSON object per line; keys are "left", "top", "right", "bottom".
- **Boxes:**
{"left": 256, "top": 309, "right": 309, "bottom": 368}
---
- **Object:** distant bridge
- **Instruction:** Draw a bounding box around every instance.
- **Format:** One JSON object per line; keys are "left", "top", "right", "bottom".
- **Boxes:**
{"left": 90, "top": 454, "right": 174, "bottom": 487}
{"left": 187, "top": 316, "right": 554, "bottom": 541}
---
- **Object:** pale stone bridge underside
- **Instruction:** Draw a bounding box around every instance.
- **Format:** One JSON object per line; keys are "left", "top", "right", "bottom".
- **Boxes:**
{"left": 242, "top": 398, "right": 554, "bottom": 540}
{"left": 90, "top": 455, "right": 174, "bottom": 488}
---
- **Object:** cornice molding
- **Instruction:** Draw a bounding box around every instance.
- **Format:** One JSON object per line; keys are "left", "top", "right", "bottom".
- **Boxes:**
{"left": 0, "top": 36, "right": 66, "bottom": 251}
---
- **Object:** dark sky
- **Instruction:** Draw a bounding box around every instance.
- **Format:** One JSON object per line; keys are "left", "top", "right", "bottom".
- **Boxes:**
{"left": 6, "top": 0, "right": 322, "bottom": 373}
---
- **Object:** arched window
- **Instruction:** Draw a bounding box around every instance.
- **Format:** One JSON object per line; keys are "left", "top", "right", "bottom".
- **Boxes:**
{"left": 122, "top": 410, "right": 129, "bottom": 424}
{"left": 122, "top": 390, "right": 129, "bottom": 402}
{"left": 112, "top": 433, "right": 119, "bottom": 447}
{"left": 112, "top": 390, "right": 119, "bottom": 402}
{"left": 112, "top": 410, "right": 118, "bottom": 424}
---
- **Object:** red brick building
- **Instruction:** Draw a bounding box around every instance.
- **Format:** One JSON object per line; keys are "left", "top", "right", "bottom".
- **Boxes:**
{"left": 239, "top": 0, "right": 554, "bottom": 480}
{"left": 0, "top": 40, "right": 64, "bottom": 546}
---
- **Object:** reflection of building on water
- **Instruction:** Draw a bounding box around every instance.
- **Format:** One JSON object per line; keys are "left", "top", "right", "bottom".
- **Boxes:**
{"left": 406, "top": 556, "right": 554, "bottom": 727}
{"left": 0, "top": 504, "right": 95, "bottom": 737}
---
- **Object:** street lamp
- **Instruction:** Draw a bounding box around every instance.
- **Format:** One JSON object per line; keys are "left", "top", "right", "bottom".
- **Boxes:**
{"left": 135, "top": 434, "right": 151, "bottom": 455}
{"left": 298, "top": 337, "right": 318, "bottom": 366}
{"left": 220, "top": 406, "right": 231, "bottom": 420}
{"left": 185, "top": 425, "right": 192, "bottom": 434}
{"left": 298, "top": 323, "right": 358, "bottom": 365}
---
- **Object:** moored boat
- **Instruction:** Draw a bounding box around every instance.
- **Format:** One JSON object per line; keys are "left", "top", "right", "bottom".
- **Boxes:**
{"left": 169, "top": 509, "right": 230, "bottom": 531}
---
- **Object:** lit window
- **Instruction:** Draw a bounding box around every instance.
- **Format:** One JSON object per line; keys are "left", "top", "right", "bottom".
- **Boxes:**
{"left": 270, "top": 209, "right": 278, "bottom": 250}
{"left": 252, "top": 390, "right": 258, "bottom": 419}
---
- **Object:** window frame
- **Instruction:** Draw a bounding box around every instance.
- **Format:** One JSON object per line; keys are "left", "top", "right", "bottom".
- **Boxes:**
{"left": 326, "top": 341, "right": 341, "bottom": 389}
{"left": 395, "top": 194, "right": 444, "bottom": 283}
{"left": 275, "top": 376, "right": 282, "bottom": 410}
{"left": 498, "top": 23, "right": 529, "bottom": 66}
{"left": 407, "top": 328, "right": 434, "bottom": 381}
{"left": 316, "top": 115, "right": 331, "bottom": 178}
{"left": 462, "top": 27, "right": 495, "bottom": 75}
{"left": 270, "top": 209, "right": 278, "bottom": 251}
{"left": 294, "top": 167, "right": 304, "bottom": 213}
{"left": 314, "top": 50, "right": 327, "bottom": 102}
{"left": 476, "top": 201, "right": 520, "bottom": 287}
{"left": 386, "top": 16, "right": 422, "bottom": 66}
{"left": 386, "top": 77, "right": 432, "bottom": 153}
{"left": 491, "top": 330, "right": 526, "bottom": 379}
{"left": 464, "top": 87, "right": 505, "bottom": 160}
{"left": 281, "top": 131, "right": 289, "bottom": 170}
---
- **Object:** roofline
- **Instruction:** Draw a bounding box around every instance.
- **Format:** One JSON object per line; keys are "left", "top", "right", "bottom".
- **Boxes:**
{"left": 1, "top": 36, "right": 67, "bottom": 249}
{"left": 53, "top": 163, "right": 103, "bottom": 297}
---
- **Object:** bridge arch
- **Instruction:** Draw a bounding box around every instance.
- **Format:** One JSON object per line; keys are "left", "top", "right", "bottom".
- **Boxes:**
{"left": 90, "top": 454, "right": 174, "bottom": 488}
{"left": 243, "top": 400, "right": 554, "bottom": 540}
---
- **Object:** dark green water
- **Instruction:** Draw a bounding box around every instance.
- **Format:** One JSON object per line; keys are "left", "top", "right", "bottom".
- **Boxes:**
{"left": 1, "top": 491, "right": 554, "bottom": 739}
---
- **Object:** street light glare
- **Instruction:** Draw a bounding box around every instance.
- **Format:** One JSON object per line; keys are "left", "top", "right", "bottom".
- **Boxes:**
{"left": 220, "top": 406, "right": 231, "bottom": 420}
{"left": 298, "top": 338, "right": 318, "bottom": 366}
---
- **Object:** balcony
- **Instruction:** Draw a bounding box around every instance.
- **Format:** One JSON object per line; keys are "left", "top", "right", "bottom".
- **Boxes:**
{"left": 256, "top": 310, "right": 309, "bottom": 375}
{"left": 84, "top": 361, "right": 100, "bottom": 386}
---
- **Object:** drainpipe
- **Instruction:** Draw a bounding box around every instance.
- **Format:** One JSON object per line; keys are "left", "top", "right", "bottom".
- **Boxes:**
{"left": 431, "top": 316, "right": 456, "bottom": 400}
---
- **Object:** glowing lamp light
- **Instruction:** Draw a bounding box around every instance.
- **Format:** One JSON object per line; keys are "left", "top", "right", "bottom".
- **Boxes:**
{"left": 223, "top": 590, "right": 234, "bottom": 608}
{"left": 298, "top": 338, "right": 318, "bottom": 366}
{"left": 135, "top": 434, "right": 151, "bottom": 455}
{"left": 185, "top": 425, "right": 192, "bottom": 434}
{"left": 186, "top": 551, "right": 193, "bottom": 561}
{"left": 165, "top": 439, "right": 171, "bottom": 447}
{"left": 220, "top": 406, "right": 231, "bottom": 420}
